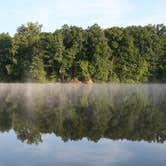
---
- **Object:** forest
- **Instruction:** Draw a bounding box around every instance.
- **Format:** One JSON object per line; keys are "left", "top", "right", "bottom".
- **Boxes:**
{"left": 0, "top": 22, "right": 165, "bottom": 83}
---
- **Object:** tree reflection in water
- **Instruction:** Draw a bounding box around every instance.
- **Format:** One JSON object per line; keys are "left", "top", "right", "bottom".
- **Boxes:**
{"left": 0, "top": 84, "right": 165, "bottom": 144}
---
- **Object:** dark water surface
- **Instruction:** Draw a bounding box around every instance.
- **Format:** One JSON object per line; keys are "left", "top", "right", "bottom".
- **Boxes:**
{"left": 0, "top": 84, "right": 166, "bottom": 166}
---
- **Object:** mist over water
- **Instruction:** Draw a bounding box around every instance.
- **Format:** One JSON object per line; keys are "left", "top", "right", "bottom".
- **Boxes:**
{"left": 0, "top": 83, "right": 166, "bottom": 142}
{"left": 0, "top": 83, "right": 166, "bottom": 166}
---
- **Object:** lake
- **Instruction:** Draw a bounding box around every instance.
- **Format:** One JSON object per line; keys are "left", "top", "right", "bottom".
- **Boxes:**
{"left": 0, "top": 83, "right": 166, "bottom": 166}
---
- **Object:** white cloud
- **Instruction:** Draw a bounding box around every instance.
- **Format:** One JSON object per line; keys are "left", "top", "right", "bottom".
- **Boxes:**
{"left": 46, "top": 0, "right": 133, "bottom": 27}
{"left": 15, "top": 0, "right": 133, "bottom": 30}
{"left": 0, "top": 0, "right": 165, "bottom": 34}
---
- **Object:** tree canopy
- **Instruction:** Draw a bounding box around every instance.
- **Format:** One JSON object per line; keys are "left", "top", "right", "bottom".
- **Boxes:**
{"left": 0, "top": 22, "right": 165, "bottom": 82}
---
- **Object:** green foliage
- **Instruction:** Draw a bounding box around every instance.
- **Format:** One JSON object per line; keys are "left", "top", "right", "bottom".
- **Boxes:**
{"left": 0, "top": 33, "right": 14, "bottom": 81}
{"left": 28, "top": 56, "right": 46, "bottom": 82}
{"left": 13, "top": 22, "right": 42, "bottom": 81}
{"left": 86, "top": 24, "right": 112, "bottom": 81}
{"left": 0, "top": 22, "right": 165, "bottom": 82}
{"left": 79, "top": 61, "right": 90, "bottom": 81}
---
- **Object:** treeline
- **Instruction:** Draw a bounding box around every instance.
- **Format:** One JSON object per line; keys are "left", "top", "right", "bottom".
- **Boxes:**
{"left": 0, "top": 22, "right": 165, "bottom": 82}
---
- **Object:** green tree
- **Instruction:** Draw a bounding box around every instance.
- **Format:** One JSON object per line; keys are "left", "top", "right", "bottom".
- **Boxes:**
{"left": 28, "top": 56, "right": 46, "bottom": 82}
{"left": 0, "top": 33, "right": 16, "bottom": 81}
{"left": 86, "top": 24, "right": 112, "bottom": 81}
{"left": 13, "top": 22, "right": 42, "bottom": 81}
{"left": 60, "top": 25, "right": 86, "bottom": 81}
{"left": 0, "top": 22, "right": 165, "bottom": 83}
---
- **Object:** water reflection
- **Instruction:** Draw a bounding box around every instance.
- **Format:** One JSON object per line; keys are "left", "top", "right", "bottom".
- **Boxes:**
{"left": 0, "top": 84, "right": 165, "bottom": 144}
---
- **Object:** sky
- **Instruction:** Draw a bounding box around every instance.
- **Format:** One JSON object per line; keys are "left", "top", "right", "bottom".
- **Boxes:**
{"left": 0, "top": 0, "right": 165, "bottom": 35}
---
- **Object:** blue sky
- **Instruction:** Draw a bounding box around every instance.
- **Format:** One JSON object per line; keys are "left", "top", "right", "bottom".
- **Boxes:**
{"left": 0, "top": 0, "right": 165, "bottom": 35}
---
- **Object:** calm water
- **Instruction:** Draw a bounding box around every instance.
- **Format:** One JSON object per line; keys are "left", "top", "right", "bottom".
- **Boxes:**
{"left": 0, "top": 84, "right": 166, "bottom": 166}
